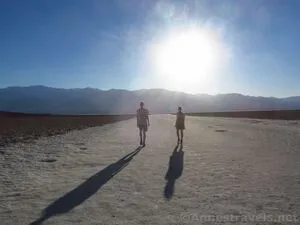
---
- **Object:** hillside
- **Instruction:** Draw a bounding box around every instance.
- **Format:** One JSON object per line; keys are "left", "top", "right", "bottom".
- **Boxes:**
{"left": 0, "top": 86, "right": 300, "bottom": 114}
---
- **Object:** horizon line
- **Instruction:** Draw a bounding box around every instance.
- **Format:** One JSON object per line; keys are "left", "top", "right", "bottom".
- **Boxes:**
{"left": 0, "top": 85, "right": 299, "bottom": 99}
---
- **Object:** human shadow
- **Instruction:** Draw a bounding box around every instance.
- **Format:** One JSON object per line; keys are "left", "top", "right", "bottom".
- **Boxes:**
{"left": 164, "top": 144, "right": 184, "bottom": 199}
{"left": 30, "top": 147, "right": 142, "bottom": 225}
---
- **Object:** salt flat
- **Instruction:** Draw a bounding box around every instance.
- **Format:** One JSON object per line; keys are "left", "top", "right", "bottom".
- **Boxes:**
{"left": 1, "top": 115, "right": 299, "bottom": 225}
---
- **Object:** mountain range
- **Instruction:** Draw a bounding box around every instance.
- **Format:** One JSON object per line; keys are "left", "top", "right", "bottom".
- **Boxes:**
{"left": 0, "top": 86, "right": 300, "bottom": 114}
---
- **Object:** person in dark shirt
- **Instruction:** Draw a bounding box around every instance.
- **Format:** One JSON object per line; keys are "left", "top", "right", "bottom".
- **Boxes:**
{"left": 137, "top": 102, "right": 150, "bottom": 147}
{"left": 175, "top": 106, "right": 185, "bottom": 144}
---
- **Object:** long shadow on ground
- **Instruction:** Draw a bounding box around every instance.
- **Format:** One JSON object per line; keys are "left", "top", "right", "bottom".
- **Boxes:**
{"left": 164, "top": 144, "right": 184, "bottom": 199}
{"left": 30, "top": 147, "right": 142, "bottom": 225}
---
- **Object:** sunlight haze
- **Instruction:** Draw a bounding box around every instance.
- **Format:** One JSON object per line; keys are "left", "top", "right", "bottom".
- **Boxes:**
{"left": 148, "top": 24, "right": 231, "bottom": 94}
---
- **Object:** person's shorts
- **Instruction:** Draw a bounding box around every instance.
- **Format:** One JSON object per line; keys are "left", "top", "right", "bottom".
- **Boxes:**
{"left": 138, "top": 124, "right": 148, "bottom": 132}
{"left": 175, "top": 123, "right": 185, "bottom": 130}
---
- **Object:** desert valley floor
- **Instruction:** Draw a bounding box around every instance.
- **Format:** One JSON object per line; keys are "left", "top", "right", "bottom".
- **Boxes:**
{"left": 1, "top": 115, "right": 300, "bottom": 224}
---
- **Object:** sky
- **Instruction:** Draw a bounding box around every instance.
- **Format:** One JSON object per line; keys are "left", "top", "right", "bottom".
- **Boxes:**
{"left": 0, "top": 0, "right": 300, "bottom": 97}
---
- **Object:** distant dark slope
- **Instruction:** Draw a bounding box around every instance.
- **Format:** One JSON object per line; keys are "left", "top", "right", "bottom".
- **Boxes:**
{"left": 188, "top": 110, "right": 300, "bottom": 120}
{"left": 0, "top": 86, "right": 299, "bottom": 114}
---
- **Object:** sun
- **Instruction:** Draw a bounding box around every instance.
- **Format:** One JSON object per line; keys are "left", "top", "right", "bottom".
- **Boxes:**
{"left": 150, "top": 26, "right": 227, "bottom": 93}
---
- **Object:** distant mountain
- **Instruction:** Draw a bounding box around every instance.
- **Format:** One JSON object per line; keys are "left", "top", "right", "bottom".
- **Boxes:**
{"left": 0, "top": 86, "right": 300, "bottom": 114}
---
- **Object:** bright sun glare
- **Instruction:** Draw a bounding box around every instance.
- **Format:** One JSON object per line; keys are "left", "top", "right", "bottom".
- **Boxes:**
{"left": 150, "top": 26, "right": 228, "bottom": 93}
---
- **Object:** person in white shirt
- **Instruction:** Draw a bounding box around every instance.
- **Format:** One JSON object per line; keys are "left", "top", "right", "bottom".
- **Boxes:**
{"left": 137, "top": 102, "right": 150, "bottom": 147}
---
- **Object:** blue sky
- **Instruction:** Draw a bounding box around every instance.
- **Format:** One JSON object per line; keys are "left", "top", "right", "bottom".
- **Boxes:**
{"left": 0, "top": 0, "right": 299, "bottom": 97}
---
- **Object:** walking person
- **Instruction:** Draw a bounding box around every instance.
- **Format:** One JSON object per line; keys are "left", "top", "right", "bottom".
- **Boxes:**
{"left": 137, "top": 102, "right": 150, "bottom": 147}
{"left": 175, "top": 107, "right": 185, "bottom": 144}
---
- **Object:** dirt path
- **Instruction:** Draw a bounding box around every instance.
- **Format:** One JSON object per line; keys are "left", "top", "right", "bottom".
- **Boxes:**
{"left": 1, "top": 115, "right": 299, "bottom": 224}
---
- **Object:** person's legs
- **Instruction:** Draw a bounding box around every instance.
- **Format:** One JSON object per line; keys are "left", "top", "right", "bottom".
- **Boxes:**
{"left": 180, "top": 129, "right": 183, "bottom": 143}
{"left": 176, "top": 128, "right": 180, "bottom": 143}
{"left": 142, "top": 130, "right": 146, "bottom": 146}
{"left": 139, "top": 127, "right": 143, "bottom": 145}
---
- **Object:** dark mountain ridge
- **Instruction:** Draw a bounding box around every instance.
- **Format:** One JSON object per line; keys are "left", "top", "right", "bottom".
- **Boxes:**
{"left": 0, "top": 86, "right": 299, "bottom": 114}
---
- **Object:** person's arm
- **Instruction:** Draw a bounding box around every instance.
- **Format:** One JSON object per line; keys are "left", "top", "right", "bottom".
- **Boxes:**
{"left": 136, "top": 110, "right": 139, "bottom": 127}
{"left": 147, "top": 110, "right": 150, "bottom": 126}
